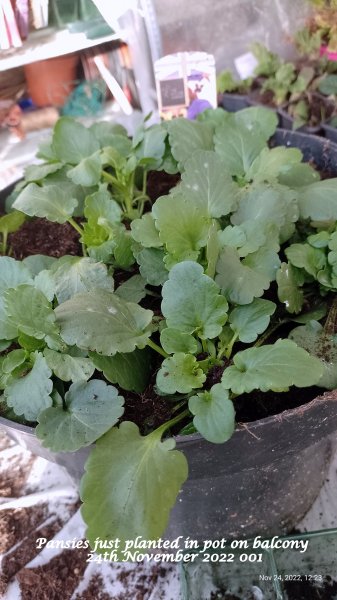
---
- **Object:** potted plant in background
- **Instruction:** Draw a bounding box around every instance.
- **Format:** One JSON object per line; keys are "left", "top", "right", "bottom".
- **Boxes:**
{"left": 0, "top": 108, "right": 337, "bottom": 557}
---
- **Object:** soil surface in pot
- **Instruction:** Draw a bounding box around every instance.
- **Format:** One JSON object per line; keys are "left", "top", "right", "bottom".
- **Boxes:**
{"left": 287, "top": 93, "right": 335, "bottom": 128}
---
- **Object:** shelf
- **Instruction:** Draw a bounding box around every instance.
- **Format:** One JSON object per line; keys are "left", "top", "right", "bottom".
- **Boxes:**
{"left": 0, "top": 27, "right": 123, "bottom": 72}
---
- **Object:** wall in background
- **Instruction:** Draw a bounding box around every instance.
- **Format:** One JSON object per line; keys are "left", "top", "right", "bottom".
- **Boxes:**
{"left": 152, "top": 0, "right": 311, "bottom": 72}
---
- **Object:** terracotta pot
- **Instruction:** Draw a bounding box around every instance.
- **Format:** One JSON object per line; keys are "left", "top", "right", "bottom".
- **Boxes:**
{"left": 24, "top": 54, "right": 78, "bottom": 108}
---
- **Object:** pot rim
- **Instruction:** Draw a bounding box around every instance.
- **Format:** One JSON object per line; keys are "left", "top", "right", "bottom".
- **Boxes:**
{"left": 1, "top": 388, "right": 336, "bottom": 448}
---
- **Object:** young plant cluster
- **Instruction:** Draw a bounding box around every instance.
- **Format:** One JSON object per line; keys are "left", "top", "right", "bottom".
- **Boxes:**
{"left": 1, "top": 107, "right": 337, "bottom": 554}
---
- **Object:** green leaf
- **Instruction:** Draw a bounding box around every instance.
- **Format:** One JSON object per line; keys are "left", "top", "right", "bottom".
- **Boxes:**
{"left": 160, "top": 328, "right": 198, "bottom": 354}
{"left": 285, "top": 243, "right": 327, "bottom": 278}
{"left": 189, "top": 383, "right": 235, "bottom": 443}
{"left": 113, "top": 230, "right": 134, "bottom": 269}
{"left": 162, "top": 261, "right": 228, "bottom": 339}
{"left": 23, "top": 254, "right": 57, "bottom": 276}
{"left": 24, "top": 162, "right": 63, "bottom": 182}
{"left": 298, "top": 180, "right": 337, "bottom": 221}
{"left": 153, "top": 193, "right": 210, "bottom": 261}
{"left": 247, "top": 147, "right": 302, "bottom": 183}
{"left": 134, "top": 247, "right": 168, "bottom": 286}
{"left": 13, "top": 183, "right": 78, "bottom": 224}
{"left": 234, "top": 106, "right": 278, "bottom": 140}
{"left": 289, "top": 321, "right": 337, "bottom": 389}
{"left": 156, "top": 353, "right": 206, "bottom": 394}
{"left": 134, "top": 125, "right": 167, "bottom": 168}
{"left": 52, "top": 117, "right": 100, "bottom": 164}
{"left": 231, "top": 184, "right": 298, "bottom": 235}
{"left": 36, "top": 379, "right": 124, "bottom": 451}
{"left": 80, "top": 421, "right": 188, "bottom": 555}
{"left": 130, "top": 213, "right": 162, "bottom": 248}
{"left": 84, "top": 189, "right": 122, "bottom": 225}
{"left": 180, "top": 150, "right": 238, "bottom": 218}
{"left": 55, "top": 290, "right": 153, "bottom": 356}
{"left": 43, "top": 348, "right": 95, "bottom": 382}
{"left": 2, "top": 349, "right": 27, "bottom": 373}
{"left": 0, "top": 297, "right": 17, "bottom": 340}
{"left": 214, "top": 120, "right": 266, "bottom": 177}
{"left": 276, "top": 263, "right": 304, "bottom": 314}
{"left": 278, "top": 162, "right": 319, "bottom": 188}
{"left": 221, "top": 339, "right": 324, "bottom": 394}
{"left": 4, "top": 285, "right": 59, "bottom": 340}
{"left": 0, "top": 211, "right": 25, "bottom": 235}
{"left": 49, "top": 256, "right": 113, "bottom": 304}
{"left": 0, "top": 340, "right": 10, "bottom": 352}
{"left": 0, "top": 257, "right": 33, "bottom": 295}
{"left": 115, "top": 275, "right": 147, "bottom": 304}
{"left": 67, "top": 152, "right": 102, "bottom": 186}
{"left": 33, "top": 269, "right": 56, "bottom": 302}
{"left": 89, "top": 348, "right": 151, "bottom": 393}
{"left": 229, "top": 298, "right": 276, "bottom": 343}
{"left": 318, "top": 74, "right": 337, "bottom": 95}
{"left": 167, "top": 119, "right": 214, "bottom": 169}
{"left": 4, "top": 352, "right": 53, "bottom": 421}
{"left": 215, "top": 247, "right": 273, "bottom": 305}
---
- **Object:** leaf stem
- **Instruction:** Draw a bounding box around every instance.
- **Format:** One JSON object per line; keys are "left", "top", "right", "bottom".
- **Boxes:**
{"left": 2, "top": 230, "right": 8, "bottom": 256}
{"left": 147, "top": 338, "right": 169, "bottom": 358}
{"left": 218, "top": 331, "right": 239, "bottom": 360}
{"left": 254, "top": 319, "right": 288, "bottom": 348}
{"left": 154, "top": 408, "right": 190, "bottom": 438}
{"left": 67, "top": 217, "right": 84, "bottom": 236}
{"left": 102, "top": 170, "right": 125, "bottom": 192}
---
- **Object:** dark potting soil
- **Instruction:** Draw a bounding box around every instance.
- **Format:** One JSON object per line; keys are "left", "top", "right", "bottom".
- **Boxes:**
{"left": 146, "top": 170, "right": 180, "bottom": 202}
{"left": 284, "top": 576, "right": 337, "bottom": 600}
{"left": 9, "top": 217, "right": 81, "bottom": 259}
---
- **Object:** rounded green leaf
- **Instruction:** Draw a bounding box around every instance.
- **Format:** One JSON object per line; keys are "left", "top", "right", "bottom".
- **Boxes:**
{"left": 49, "top": 256, "right": 113, "bottom": 304}
{"left": 157, "top": 353, "right": 206, "bottom": 394}
{"left": 181, "top": 150, "right": 238, "bottom": 218}
{"left": 160, "top": 328, "right": 198, "bottom": 354}
{"left": 289, "top": 321, "right": 337, "bottom": 390}
{"left": 276, "top": 262, "right": 304, "bottom": 314}
{"left": 215, "top": 247, "right": 271, "bottom": 305}
{"left": 13, "top": 183, "right": 78, "bottom": 224}
{"left": 189, "top": 383, "right": 235, "bottom": 443}
{"left": 0, "top": 257, "right": 33, "bottom": 296}
{"left": 44, "top": 348, "right": 95, "bottom": 382}
{"left": 36, "top": 379, "right": 124, "bottom": 451}
{"left": 229, "top": 298, "right": 276, "bottom": 343}
{"left": 52, "top": 117, "right": 100, "bottom": 164}
{"left": 221, "top": 339, "right": 324, "bottom": 394}
{"left": 130, "top": 213, "right": 162, "bottom": 248}
{"left": 55, "top": 289, "right": 153, "bottom": 356}
{"left": 4, "top": 351, "right": 52, "bottom": 421}
{"left": 4, "top": 284, "right": 59, "bottom": 340}
{"left": 67, "top": 153, "right": 102, "bottom": 187}
{"left": 162, "top": 261, "right": 228, "bottom": 339}
{"left": 80, "top": 421, "right": 188, "bottom": 555}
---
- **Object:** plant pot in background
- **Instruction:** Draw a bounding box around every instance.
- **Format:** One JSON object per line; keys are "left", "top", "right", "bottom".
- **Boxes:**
{"left": 220, "top": 93, "right": 251, "bottom": 112}
{"left": 24, "top": 54, "right": 79, "bottom": 108}
{"left": 277, "top": 106, "right": 323, "bottom": 135}
{"left": 323, "top": 120, "right": 337, "bottom": 144}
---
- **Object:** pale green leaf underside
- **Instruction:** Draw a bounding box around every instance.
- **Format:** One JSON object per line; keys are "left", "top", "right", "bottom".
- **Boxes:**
{"left": 221, "top": 339, "right": 324, "bottom": 394}
{"left": 36, "top": 379, "right": 124, "bottom": 451}
{"left": 215, "top": 247, "right": 272, "bottom": 305}
{"left": 52, "top": 117, "right": 100, "bottom": 164}
{"left": 55, "top": 290, "right": 153, "bottom": 356}
{"left": 276, "top": 263, "right": 304, "bottom": 314}
{"left": 80, "top": 421, "right": 188, "bottom": 555}
{"left": 160, "top": 328, "right": 198, "bottom": 355}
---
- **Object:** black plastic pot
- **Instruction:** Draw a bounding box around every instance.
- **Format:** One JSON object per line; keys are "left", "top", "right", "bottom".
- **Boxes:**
{"left": 277, "top": 107, "right": 323, "bottom": 136}
{"left": 323, "top": 120, "right": 337, "bottom": 144}
{"left": 220, "top": 93, "right": 251, "bottom": 112}
{"left": 2, "top": 130, "right": 337, "bottom": 542}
